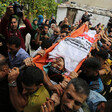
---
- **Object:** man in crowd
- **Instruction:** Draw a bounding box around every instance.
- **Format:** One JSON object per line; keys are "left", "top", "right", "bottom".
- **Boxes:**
{"left": 0, "top": 5, "right": 32, "bottom": 49}
{"left": 41, "top": 78, "right": 90, "bottom": 112}
{"left": 0, "top": 54, "right": 16, "bottom": 112}
{"left": 8, "top": 66, "right": 50, "bottom": 112}
{"left": 78, "top": 57, "right": 104, "bottom": 93}
{"left": 49, "top": 26, "right": 61, "bottom": 44}
{"left": 7, "top": 36, "right": 30, "bottom": 68}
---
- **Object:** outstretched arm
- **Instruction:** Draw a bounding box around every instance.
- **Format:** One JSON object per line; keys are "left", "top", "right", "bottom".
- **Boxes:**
{"left": 8, "top": 67, "right": 28, "bottom": 112}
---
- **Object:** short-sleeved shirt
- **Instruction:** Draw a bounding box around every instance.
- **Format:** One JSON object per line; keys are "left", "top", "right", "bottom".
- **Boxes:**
{"left": 24, "top": 85, "right": 50, "bottom": 112}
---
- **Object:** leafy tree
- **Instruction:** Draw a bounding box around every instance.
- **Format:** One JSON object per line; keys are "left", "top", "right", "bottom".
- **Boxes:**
{"left": 0, "top": 0, "right": 58, "bottom": 19}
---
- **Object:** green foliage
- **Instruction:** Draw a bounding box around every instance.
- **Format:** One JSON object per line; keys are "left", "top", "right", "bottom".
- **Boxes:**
{"left": 0, "top": 0, "right": 58, "bottom": 19}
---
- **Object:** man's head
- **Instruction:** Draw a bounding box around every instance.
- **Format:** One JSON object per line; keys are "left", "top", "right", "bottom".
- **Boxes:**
{"left": 85, "top": 11, "right": 88, "bottom": 16}
{"left": 53, "top": 27, "right": 61, "bottom": 38}
{"left": 0, "top": 54, "right": 9, "bottom": 80}
{"left": 7, "top": 36, "right": 21, "bottom": 56}
{"left": 95, "top": 49, "right": 108, "bottom": 65}
{"left": 10, "top": 16, "right": 18, "bottom": 31}
{"left": 61, "top": 78, "right": 90, "bottom": 112}
{"left": 82, "top": 57, "right": 101, "bottom": 77}
{"left": 21, "top": 66, "right": 44, "bottom": 95}
{"left": 64, "top": 17, "right": 68, "bottom": 23}
{"left": 61, "top": 24, "right": 69, "bottom": 32}
{"left": 102, "top": 41, "right": 111, "bottom": 50}
{"left": 60, "top": 31, "right": 67, "bottom": 39}
{"left": 42, "top": 24, "right": 49, "bottom": 35}
{"left": 51, "top": 23, "right": 56, "bottom": 30}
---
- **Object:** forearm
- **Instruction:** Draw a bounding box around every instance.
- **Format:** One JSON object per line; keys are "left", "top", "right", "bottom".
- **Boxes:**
{"left": 35, "top": 33, "right": 41, "bottom": 45}
{"left": 23, "top": 18, "right": 32, "bottom": 30}
{"left": 43, "top": 71, "right": 53, "bottom": 88}
{"left": 0, "top": 15, "right": 9, "bottom": 36}
{"left": 9, "top": 86, "right": 27, "bottom": 112}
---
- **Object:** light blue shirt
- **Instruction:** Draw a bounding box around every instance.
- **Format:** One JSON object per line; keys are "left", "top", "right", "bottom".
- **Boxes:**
{"left": 8, "top": 48, "right": 30, "bottom": 68}
{"left": 87, "top": 90, "right": 107, "bottom": 112}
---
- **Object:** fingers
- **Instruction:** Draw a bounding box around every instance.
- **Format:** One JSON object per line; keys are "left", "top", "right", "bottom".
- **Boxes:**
{"left": 6, "top": 6, "right": 14, "bottom": 16}
{"left": 77, "top": 70, "right": 82, "bottom": 75}
{"left": 8, "top": 67, "right": 20, "bottom": 83}
{"left": 38, "top": 50, "right": 46, "bottom": 57}
{"left": 55, "top": 84, "right": 63, "bottom": 96}
{"left": 41, "top": 98, "right": 55, "bottom": 112}
{"left": 24, "top": 57, "right": 35, "bottom": 67}
{"left": 69, "top": 71, "right": 78, "bottom": 79}
{"left": 41, "top": 105, "right": 45, "bottom": 112}
{"left": 51, "top": 93, "right": 60, "bottom": 106}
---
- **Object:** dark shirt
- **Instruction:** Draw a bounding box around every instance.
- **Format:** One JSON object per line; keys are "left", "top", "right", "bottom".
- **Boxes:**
{"left": 0, "top": 76, "right": 16, "bottom": 112}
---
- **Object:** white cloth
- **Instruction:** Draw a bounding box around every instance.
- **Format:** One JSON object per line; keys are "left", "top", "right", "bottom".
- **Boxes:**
{"left": 25, "top": 33, "right": 31, "bottom": 52}
{"left": 25, "top": 33, "right": 40, "bottom": 57}
{"left": 31, "top": 46, "right": 42, "bottom": 57}
{"left": 49, "top": 30, "right": 96, "bottom": 74}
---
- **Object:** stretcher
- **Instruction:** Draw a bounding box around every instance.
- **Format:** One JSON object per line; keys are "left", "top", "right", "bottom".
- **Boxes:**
{"left": 33, "top": 24, "right": 99, "bottom": 80}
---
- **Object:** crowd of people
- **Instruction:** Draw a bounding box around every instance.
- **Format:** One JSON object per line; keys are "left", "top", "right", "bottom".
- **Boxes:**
{"left": 0, "top": 5, "right": 112, "bottom": 112}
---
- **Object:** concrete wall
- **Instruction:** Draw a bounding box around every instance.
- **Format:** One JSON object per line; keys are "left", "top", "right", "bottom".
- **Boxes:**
{"left": 69, "top": 0, "right": 112, "bottom": 9}
{"left": 74, "top": 10, "right": 110, "bottom": 27}
{"left": 56, "top": 7, "right": 67, "bottom": 24}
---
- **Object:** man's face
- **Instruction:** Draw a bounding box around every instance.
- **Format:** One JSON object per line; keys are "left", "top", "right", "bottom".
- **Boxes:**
{"left": 102, "top": 41, "right": 111, "bottom": 50}
{"left": 43, "top": 26, "right": 49, "bottom": 34}
{"left": 53, "top": 28, "right": 60, "bottom": 38}
{"left": 61, "top": 84, "right": 87, "bottom": 112}
{"left": 0, "top": 65, "right": 9, "bottom": 80}
{"left": 83, "top": 67, "right": 98, "bottom": 77}
{"left": 7, "top": 44, "right": 20, "bottom": 56}
{"left": 51, "top": 24, "right": 56, "bottom": 30}
{"left": 51, "top": 57, "right": 65, "bottom": 71}
{"left": 22, "top": 83, "right": 40, "bottom": 95}
{"left": 10, "top": 18, "right": 18, "bottom": 30}
{"left": 60, "top": 33, "right": 66, "bottom": 39}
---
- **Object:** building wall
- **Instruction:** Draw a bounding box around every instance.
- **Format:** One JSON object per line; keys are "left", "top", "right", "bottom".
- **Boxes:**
{"left": 56, "top": 7, "right": 67, "bottom": 24}
{"left": 74, "top": 10, "right": 110, "bottom": 27}
{"left": 69, "top": 0, "right": 112, "bottom": 9}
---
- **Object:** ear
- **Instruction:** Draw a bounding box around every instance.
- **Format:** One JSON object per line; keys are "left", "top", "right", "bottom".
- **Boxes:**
{"left": 2, "top": 66, "right": 9, "bottom": 73}
{"left": 40, "top": 83, "right": 43, "bottom": 86}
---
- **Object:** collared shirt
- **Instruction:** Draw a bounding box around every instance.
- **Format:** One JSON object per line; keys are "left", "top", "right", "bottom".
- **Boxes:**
{"left": 24, "top": 85, "right": 50, "bottom": 112}
{"left": 87, "top": 90, "right": 107, "bottom": 112}
{"left": 8, "top": 48, "right": 30, "bottom": 68}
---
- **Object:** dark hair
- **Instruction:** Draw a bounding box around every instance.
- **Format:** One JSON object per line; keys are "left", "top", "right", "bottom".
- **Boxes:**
{"left": 67, "top": 78, "right": 90, "bottom": 96}
{"left": 83, "top": 57, "right": 101, "bottom": 71}
{"left": 96, "top": 49, "right": 108, "bottom": 60}
{"left": 43, "top": 24, "right": 49, "bottom": 28}
{"left": 104, "top": 99, "right": 112, "bottom": 112}
{"left": 45, "top": 19, "right": 49, "bottom": 24}
{"left": 61, "top": 31, "right": 67, "bottom": 34}
{"left": 0, "top": 54, "right": 8, "bottom": 70}
{"left": 8, "top": 36, "right": 21, "bottom": 48}
{"left": 21, "top": 66, "right": 44, "bottom": 86}
{"left": 61, "top": 24, "right": 69, "bottom": 29}
{"left": 41, "top": 38, "right": 52, "bottom": 49}
{"left": 11, "top": 15, "right": 18, "bottom": 21}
